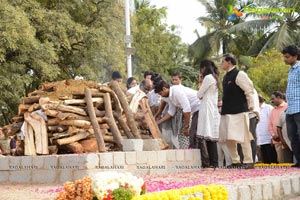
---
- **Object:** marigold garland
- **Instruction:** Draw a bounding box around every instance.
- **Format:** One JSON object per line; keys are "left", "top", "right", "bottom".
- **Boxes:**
{"left": 131, "top": 184, "right": 228, "bottom": 200}
{"left": 254, "top": 163, "right": 293, "bottom": 168}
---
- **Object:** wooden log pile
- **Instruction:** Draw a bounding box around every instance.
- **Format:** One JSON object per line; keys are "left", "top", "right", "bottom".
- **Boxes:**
{"left": 6, "top": 80, "right": 168, "bottom": 155}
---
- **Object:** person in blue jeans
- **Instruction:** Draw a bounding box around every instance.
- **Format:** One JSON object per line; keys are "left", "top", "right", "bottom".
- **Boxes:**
{"left": 282, "top": 45, "right": 300, "bottom": 167}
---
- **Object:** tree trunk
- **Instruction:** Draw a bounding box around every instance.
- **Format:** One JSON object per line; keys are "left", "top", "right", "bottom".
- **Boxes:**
{"left": 84, "top": 88, "right": 106, "bottom": 152}
{"left": 103, "top": 93, "right": 123, "bottom": 148}
{"left": 109, "top": 81, "right": 141, "bottom": 138}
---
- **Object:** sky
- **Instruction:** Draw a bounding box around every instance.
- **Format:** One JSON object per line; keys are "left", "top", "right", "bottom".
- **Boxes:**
{"left": 149, "top": 0, "right": 207, "bottom": 44}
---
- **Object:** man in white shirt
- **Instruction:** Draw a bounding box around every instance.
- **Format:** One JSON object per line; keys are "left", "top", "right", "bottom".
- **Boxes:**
{"left": 154, "top": 80, "right": 200, "bottom": 149}
{"left": 256, "top": 95, "right": 277, "bottom": 163}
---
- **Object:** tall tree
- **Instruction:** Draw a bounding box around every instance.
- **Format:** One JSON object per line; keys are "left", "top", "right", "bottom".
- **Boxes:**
{"left": 0, "top": 0, "right": 126, "bottom": 125}
{"left": 131, "top": 0, "right": 188, "bottom": 79}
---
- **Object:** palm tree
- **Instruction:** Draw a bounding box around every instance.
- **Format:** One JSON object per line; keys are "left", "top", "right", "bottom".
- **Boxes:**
{"left": 229, "top": 0, "right": 300, "bottom": 56}
{"left": 189, "top": 0, "right": 253, "bottom": 63}
{"left": 189, "top": 0, "right": 300, "bottom": 63}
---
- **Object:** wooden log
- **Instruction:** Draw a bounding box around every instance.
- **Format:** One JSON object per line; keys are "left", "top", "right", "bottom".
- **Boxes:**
{"left": 47, "top": 118, "right": 60, "bottom": 126}
{"left": 41, "top": 102, "right": 87, "bottom": 116}
{"left": 18, "top": 104, "right": 31, "bottom": 116}
{"left": 28, "top": 103, "right": 41, "bottom": 112}
{"left": 59, "top": 119, "right": 91, "bottom": 128}
{"left": 113, "top": 112, "right": 134, "bottom": 138}
{"left": 94, "top": 108, "right": 105, "bottom": 117}
{"left": 44, "top": 109, "right": 59, "bottom": 117}
{"left": 72, "top": 89, "right": 103, "bottom": 98}
{"left": 48, "top": 125, "right": 67, "bottom": 133}
{"left": 79, "top": 138, "right": 98, "bottom": 152}
{"left": 12, "top": 116, "right": 24, "bottom": 123}
{"left": 64, "top": 97, "right": 104, "bottom": 105}
{"left": 140, "top": 98, "right": 169, "bottom": 149}
{"left": 23, "top": 120, "right": 36, "bottom": 156}
{"left": 56, "top": 131, "right": 91, "bottom": 145}
{"left": 59, "top": 142, "right": 84, "bottom": 154}
{"left": 103, "top": 135, "right": 116, "bottom": 143}
{"left": 109, "top": 81, "right": 141, "bottom": 138}
{"left": 98, "top": 85, "right": 122, "bottom": 116}
{"left": 25, "top": 112, "right": 49, "bottom": 154}
{"left": 48, "top": 145, "right": 58, "bottom": 154}
{"left": 56, "top": 112, "right": 87, "bottom": 121}
{"left": 103, "top": 93, "right": 123, "bottom": 148}
{"left": 84, "top": 88, "right": 106, "bottom": 152}
{"left": 39, "top": 97, "right": 50, "bottom": 106}
{"left": 22, "top": 96, "right": 40, "bottom": 104}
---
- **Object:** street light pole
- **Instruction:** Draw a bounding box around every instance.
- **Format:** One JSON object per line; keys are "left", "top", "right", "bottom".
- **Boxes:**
{"left": 125, "top": 0, "right": 132, "bottom": 78}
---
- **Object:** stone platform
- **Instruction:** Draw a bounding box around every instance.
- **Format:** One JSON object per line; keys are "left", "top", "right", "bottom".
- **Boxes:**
{"left": 0, "top": 149, "right": 201, "bottom": 184}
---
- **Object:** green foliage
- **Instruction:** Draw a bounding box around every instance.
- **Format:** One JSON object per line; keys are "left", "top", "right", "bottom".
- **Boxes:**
{"left": 0, "top": 0, "right": 125, "bottom": 125}
{"left": 111, "top": 187, "right": 133, "bottom": 200}
{"left": 132, "top": 1, "right": 188, "bottom": 80}
{"left": 247, "top": 49, "right": 289, "bottom": 99}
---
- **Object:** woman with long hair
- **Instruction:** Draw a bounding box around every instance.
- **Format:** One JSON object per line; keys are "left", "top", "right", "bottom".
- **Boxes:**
{"left": 197, "top": 59, "right": 220, "bottom": 168}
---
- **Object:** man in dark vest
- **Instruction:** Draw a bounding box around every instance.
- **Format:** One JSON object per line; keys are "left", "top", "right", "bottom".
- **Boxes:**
{"left": 219, "top": 54, "right": 255, "bottom": 169}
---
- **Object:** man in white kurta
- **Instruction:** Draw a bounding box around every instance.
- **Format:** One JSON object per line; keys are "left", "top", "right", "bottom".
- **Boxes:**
{"left": 219, "top": 54, "right": 255, "bottom": 169}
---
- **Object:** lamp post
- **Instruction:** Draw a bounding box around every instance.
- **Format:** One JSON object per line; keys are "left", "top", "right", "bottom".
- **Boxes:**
{"left": 125, "top": 0, "right": 132, "bottom": 78}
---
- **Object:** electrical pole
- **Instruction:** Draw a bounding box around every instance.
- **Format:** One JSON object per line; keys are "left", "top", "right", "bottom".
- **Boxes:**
{"left": 125, "top": 0, "right": 132, "bottom": 78}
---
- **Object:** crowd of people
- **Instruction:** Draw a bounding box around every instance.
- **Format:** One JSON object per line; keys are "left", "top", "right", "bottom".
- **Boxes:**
{"left": 111, "top": 45, "right": 300, "bottom": 169}
{"left": 1, "top": 45, "right": 299, "bottom": 170}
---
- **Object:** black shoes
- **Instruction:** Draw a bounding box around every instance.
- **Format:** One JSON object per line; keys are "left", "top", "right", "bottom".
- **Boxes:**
{"left": 226, "top": 163, "right": 254, "bottom": 169}
{"left": 291, "top": 163, "right": 300, "bottom": 168}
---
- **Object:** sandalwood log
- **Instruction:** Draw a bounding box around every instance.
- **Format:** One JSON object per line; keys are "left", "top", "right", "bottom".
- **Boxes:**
{"left": 109, "top": 81, "right": 141, "bottom": 138}
{"left": 56, "top": 131, "right": 91, "bottom": 145}
{"left": 85, "top": 88, "right": 106, "bottom": 152}
{"left": 64, "top": 98, "right": 104, "bottom": 105}
{"left": 140, "top": 98, "right": 169, "bottom": 149}
{"left": 103, "top": 93, "right": 123, "bottom": 148}
{"left": 41, "top": 103, "right": 87, "bottom": 116}
{"left": 18, "top": 104, "right": 31, "bottom": 116}
{"left": 28, "top": 103, "right": 41, "bottom": 112}
{"left": 22, "top": 96, "right": 40, "bottom": 104}
{"left": 23, "top": 121, "right": 36, "bottom": 156}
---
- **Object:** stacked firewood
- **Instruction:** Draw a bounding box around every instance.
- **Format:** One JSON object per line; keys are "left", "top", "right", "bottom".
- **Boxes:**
{"left": 6, "top": 80, "right": 167, "bottom": 155}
